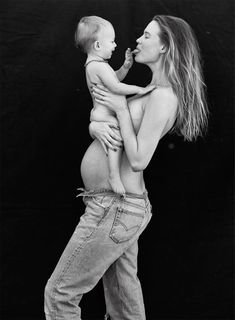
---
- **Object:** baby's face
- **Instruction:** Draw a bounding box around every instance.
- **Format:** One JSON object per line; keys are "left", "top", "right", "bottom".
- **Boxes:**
{"left": 97, "top": 25, "right": 117, "bottom": 59}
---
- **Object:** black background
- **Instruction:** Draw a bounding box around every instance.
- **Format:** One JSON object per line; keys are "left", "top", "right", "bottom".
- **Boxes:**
{"left": 0, "top": 0, "right": 234, "bottom": 319}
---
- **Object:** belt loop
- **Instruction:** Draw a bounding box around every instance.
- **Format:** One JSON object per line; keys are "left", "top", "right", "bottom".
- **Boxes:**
{"left": 120, "top": 192, "right": 126, "bottom": 209}
{"left": 76, "top": 187, "right": 85, "bottom": 197}
{"left": 76, "top": 187, "right": 94, "bottom": 198}
{"left": 143, "top": 189, "right": 148, "bottom": 206}
{"left": 120, "top": 192, "right": 126, "bottom": 200}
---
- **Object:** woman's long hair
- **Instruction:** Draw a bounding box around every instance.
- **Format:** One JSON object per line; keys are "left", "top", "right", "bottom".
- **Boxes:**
{"left": 153, "top": 15, "right": 208, "bottom": 141}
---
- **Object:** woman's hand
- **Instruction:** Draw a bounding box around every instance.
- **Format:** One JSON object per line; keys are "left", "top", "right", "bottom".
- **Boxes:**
{"left": 89, "top": 121, "right": 123, "bottom": 155}
{"left": 92, "top": 84, "right": 128, "bottom": 114}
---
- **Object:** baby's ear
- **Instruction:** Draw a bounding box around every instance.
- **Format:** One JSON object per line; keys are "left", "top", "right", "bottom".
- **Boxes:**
{"left": 93, "top": 41, "right": 100, "bottom": 51}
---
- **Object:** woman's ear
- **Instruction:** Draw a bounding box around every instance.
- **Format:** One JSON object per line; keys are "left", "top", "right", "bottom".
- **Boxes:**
{"left": 160, "top": 45, "right": 167, "bottom": 53}
{"left": 94, "top": 41, "right": 100, "bottom": 51}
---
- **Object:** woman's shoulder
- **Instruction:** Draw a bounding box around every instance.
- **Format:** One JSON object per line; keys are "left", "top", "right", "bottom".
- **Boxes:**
{"left": 146, "top": 86, "right": 177, "bottom": 109}
{"left": 149, "top": 85, "right": 176, "bottom": 98}
{"left": 142, "top": 86, "right": 177, "bottom": 125}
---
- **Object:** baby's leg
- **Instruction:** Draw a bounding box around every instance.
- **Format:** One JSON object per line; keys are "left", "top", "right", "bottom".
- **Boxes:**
{"left": 90, "top": 108, "right": 125, "bottom": 194}
{"left": 108, "top": 147, "right": 125, "bottom": 195}
{"left": 108, "top": 148, "right": 125, "bottom": 194}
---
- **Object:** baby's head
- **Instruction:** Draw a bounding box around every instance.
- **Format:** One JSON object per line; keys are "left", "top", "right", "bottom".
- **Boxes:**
{"left": 75, "top": 16, "right": 116, "bottom": 59}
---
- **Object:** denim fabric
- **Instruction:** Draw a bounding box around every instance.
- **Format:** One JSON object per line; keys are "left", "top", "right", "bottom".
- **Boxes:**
{"left": 44, "top": 188, "right": 152, "bottom": 320}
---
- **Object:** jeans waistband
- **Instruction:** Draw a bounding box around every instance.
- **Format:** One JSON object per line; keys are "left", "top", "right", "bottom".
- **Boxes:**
{"left": 76, "top": 188, "right": 148, "bottom": 200}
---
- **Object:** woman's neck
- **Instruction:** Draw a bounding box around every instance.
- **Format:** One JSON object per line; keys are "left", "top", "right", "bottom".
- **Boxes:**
{"left": 151, "top": 72, "right": 170, "bottom": 87}
{"left": 148, "top": 61, "right": 170, "bottom": 87}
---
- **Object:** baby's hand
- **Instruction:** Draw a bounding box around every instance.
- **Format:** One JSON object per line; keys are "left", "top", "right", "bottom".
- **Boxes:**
{"left": 138, "top": 85, "right": 156, "bottom": 95}
{"left": 123, "top": 48, "right": 133, "bottom": 69}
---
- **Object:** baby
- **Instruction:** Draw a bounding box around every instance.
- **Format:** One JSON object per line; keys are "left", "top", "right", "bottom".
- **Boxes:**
{"left": 75, "top": 16, "right": 155, "bottom": 194}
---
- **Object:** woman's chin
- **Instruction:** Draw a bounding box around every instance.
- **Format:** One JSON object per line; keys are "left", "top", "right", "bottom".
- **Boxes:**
{"left": 134, "top": 55, "right": 143, "bottom": 63}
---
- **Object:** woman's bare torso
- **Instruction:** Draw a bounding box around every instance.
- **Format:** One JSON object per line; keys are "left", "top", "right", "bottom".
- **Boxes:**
{"left": 80, "top": 88, "right": 176, "bottom": 193}
{"left": 81, "top": 93, "right": 147, "bottom": 193}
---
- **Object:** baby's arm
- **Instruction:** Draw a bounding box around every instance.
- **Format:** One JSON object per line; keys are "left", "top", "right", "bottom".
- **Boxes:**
{"left": 115, "top": 65, "right": 129, "bottom": 82}
{"left": 93, "top": 62, "right": 155, "bottom": 96}
{"left": 115, "top": 48, "right": 133, "bottom": 81}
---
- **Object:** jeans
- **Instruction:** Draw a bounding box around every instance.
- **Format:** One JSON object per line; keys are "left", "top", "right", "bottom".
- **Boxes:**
{"left": 44, "top": 188, "right": 152, "bottom": 320}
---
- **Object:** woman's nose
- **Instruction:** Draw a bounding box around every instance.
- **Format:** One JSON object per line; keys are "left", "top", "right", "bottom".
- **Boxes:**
{"left": 136, "top": 37, "right": 141, "bottom": 43}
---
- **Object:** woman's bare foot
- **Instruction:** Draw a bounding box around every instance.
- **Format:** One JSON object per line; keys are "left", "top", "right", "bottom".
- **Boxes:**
{"left": 109, "top": 175, "right": 125, "bottom": 195}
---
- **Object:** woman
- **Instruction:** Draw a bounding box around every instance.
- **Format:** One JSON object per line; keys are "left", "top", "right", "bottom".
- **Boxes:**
{"left": 44, "top": 15, "right": 208, "bottom": 320}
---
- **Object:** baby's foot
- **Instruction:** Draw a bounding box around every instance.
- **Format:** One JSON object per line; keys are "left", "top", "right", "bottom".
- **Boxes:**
{"left": 109, "top": 175, "right": 125, "bottom": 195}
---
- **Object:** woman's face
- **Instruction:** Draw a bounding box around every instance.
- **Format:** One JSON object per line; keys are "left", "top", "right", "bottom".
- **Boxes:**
{"left": 134, "top": 20, "right": 164, "bottom": 64}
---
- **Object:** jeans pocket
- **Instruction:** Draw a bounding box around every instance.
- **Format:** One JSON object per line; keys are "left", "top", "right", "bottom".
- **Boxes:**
{"left": 109, "top": 207, "right": 145, "bottom": 243}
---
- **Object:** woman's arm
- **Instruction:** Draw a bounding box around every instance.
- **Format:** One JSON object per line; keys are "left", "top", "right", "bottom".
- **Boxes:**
{"left": 89, "top": 121, "right": 123, "bottom": 155}
{"left": 92, "top": 85, "right": 177, "bottom": 171}
{"left": 117, "top": 89, "right": 176, "bottom": 170}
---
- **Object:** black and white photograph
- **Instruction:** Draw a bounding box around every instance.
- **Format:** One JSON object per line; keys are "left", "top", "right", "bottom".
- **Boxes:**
{"left": 0, "top": 0, "right": 233, "bottom": 319}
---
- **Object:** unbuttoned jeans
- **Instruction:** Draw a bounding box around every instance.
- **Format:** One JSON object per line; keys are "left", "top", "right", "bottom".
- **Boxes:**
{"left": 44, "top": 188, "right": 152, "bottom": 320}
